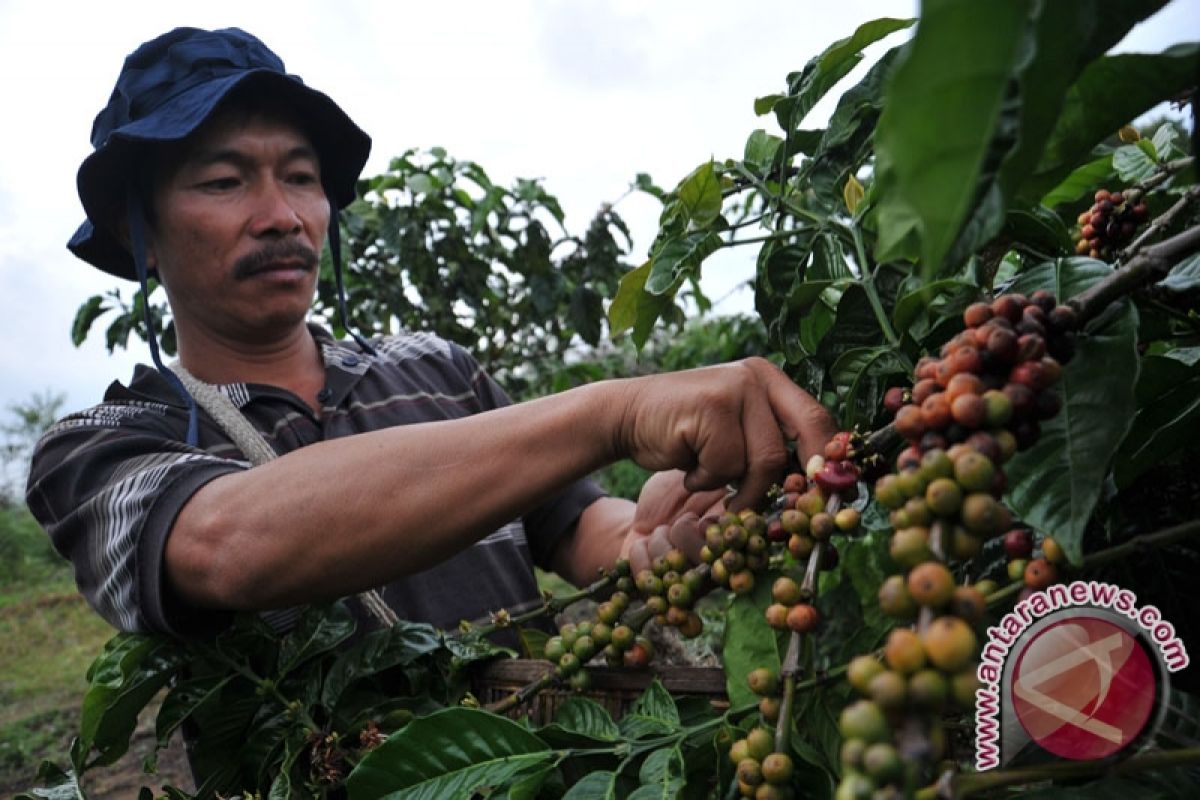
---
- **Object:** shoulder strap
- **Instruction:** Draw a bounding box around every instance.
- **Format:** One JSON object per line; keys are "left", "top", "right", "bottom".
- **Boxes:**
{"left": 169, "top": 361, "right": 399, "bottom": 628}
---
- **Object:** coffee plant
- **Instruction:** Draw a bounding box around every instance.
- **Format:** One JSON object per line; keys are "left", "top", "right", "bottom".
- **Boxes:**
{"left": 25, "top": 1, "right": 1200, "bottom": 798}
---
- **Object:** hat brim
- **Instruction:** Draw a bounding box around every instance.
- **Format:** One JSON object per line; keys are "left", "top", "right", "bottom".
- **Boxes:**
{"left": 69, "top": 70, "right": 370, "bottom": 280}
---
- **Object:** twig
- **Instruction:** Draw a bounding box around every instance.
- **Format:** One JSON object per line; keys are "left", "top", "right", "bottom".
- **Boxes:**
{"left": 460, "top": 567, "right": 622, "bottom": 640}
{"left": 1071, "top": 221, "right": 1200, "bottom": 328}
{"left": 1080, "top": 518, "right": 1200, "bottom": 571}
{"left": 1120, "top": 184, "right": 1200, "bottom": 261}
{"left": 486, "top": 671, "right": 558, "bottom": 716}
{"left": 776, "top": 493, "right": 843, "bottom": 752}
{"left": 937, "top": 745, "right": 1200, "bottom": 798}
{"left": 1132, "top": 155, "right": 1196, "bottom": 196}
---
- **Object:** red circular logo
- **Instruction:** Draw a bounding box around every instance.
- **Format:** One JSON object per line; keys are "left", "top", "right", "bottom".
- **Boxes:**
{"left": 1012, "top": 617, "right": 1156, "bottom": 760}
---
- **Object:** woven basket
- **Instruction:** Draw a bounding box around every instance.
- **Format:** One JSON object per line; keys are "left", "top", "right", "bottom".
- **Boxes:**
{"left": 474, "top": 659, "right": 728, "bottom": 726}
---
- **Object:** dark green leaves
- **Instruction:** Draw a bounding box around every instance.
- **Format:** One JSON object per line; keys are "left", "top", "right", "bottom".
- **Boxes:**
{"left": 345, "top": 708, "right": 551, "bottom": 800}
{"left": 1005, "top": 258, "right": 1139, "bottom": 564}
{"left": 70, "top": 295, "right": 107, "bottom": 347}
{"left": 773, "top": 17, "right": 914, "bottom": 131}
{"left": 1022, "top": 43, "right": 1200, "bottom": 199}
{"left": 1114, "top": 353, "right": 1200, "bottom": 487}
{"left": 646, "top": 233, "right": 724, "bottom": 295}
{"left": 874, "top": 0, "right": 1033, "bottom": 274}
{"left": 78, "top": 634, "right": 186, "bottom": 769}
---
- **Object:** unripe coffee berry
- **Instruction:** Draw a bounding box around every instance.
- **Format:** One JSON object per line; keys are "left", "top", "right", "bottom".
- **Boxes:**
{"left": 906, "top": 561, "right": 956, "bottom": 607}
{"left": 921, "top": 616, "right": 978, "bottom": 672}
{"left": 884, "top": 628, "right": 926, "bottom": 674}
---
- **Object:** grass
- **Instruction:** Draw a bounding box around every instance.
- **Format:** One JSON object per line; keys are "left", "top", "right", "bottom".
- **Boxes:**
{"left": 0, "top": 568, "right": 117, "bottom": 789}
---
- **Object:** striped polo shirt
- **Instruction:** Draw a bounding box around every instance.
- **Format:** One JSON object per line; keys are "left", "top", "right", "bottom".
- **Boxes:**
{"left": 26, "top": 325, "right": 605, "bottom": 638}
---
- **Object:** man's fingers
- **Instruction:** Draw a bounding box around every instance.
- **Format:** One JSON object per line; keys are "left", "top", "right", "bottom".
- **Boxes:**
{"left": 728, "top": 388, "right": 787, "bottom": 511}
{"left": 751, "top": 358, "right": 837, "bottom": 462}
{"left": 666, "top": 512, "right": 705, "bottom": 564}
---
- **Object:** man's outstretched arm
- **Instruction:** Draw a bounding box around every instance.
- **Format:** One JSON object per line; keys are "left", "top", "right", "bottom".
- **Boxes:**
{"left": 165, "top": 358, "right": 835, "bottom": 613}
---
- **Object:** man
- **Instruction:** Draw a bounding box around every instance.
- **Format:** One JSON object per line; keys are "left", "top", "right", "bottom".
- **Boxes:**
{"left": 28, "top": 27, "right": 834, "bottom": 639}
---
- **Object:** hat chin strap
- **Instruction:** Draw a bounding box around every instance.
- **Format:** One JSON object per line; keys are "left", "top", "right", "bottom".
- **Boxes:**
{"left": 327, "top": 208, "right": 376, "bottom": 356}
{"left": 126, "top": 187, "right": 201, "bottom": 446}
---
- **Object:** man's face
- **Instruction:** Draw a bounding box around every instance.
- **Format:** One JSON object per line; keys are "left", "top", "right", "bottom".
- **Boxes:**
{"left": 147, "top": 113, "right": 330, "bottom": 347}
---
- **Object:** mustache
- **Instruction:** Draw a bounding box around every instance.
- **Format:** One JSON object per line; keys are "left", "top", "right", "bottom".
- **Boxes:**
{"left": 233, "top": 241, "right": 319, "bottom": 279}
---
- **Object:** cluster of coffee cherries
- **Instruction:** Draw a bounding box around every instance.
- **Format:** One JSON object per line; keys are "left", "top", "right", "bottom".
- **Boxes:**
{"left": 699, "top": 509, "right": 773, "bottom": 595}
{"left": 835, "top": 290, "right": 1077, "bottom": 797}
{"left": 1072, "top": 188, "right": 1148, "bottom": 261}
{"left": 728, "top": 698, "right": 795, "bottom": 799}
{"left": 1002, "top": 528, "right": 1067, "bottom": 596}
{"left": 542, "top": 559, "right": 659, "bottom": 692}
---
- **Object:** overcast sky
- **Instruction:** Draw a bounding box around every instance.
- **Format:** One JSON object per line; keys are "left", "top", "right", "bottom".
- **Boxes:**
{"left": 0, "top": 0, "right": 1195, "bottom": 422}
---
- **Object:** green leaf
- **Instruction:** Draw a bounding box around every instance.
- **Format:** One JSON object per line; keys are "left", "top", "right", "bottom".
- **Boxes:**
{"left": 617, "top": 681, "right": 679, "bottom": 740}
{"left": 830, "top": 346, "right": 908, "bottom": 429}
{"left": 322, "top": 620, "right": 444, "bottom": 711}
{"left": 551, "top": 698, "right": 620, "bottom": 741}
{"left": 154, "top": 673, "right": 233, "bottom": 750}
{"left": 1023, "top": 44, "right": 1200, "bottom": 199}
{"left": 609, "top": 260, "right": 652, "bottom": 338}
{"left": 1112, "top": 143, "right": 1159, "bottom": 183}
{"left": 753, "top": 94, "right": 783, "bottom": 116}
{"left": 1151, "top": 121, "right": 1184, "bottom": 160}
{"left": 562, "top": 771, "right": 617, "bottom": 800}
{"left": 723, "top": 578, "right": 781, "bottom": 708}
{"left": 71, "top": 295, "right": 108, "bottom": 347}
{"left": 783, "top": 17, "right": 914, "bottom": 128}
{"left": 891, "top": 279, "right": 979, "bottom": 333}
{"left": 873, "top": 0, "right": 1032, "bottom": 275}
{"left": 345, "top": 708, "right": 551, "bottom": 800}
{"left": 743, "top": 129, "right": 783, "bottom": 172}
{"left": 1002, "top": 205, "right": 1073, "bottom": 261}
{"left": 677, "top": 162, "right": 722, "bottom": 228}
{"left": 1041, "top": 154, "right": 1115, "bottom": 208}
{"left": 646, "top": 232, "right": 724, "bottom": 295}
{"left": 277, "top": 602, "right": 356, "bottom": 677}
{"left": 1005, "top": 257, "right": 1139, "bottom": 565}
{"left": 628, "top": 680, "right": 679, "bottom": 725}
{"left": 996, "top": 1, "right": 1168, "bottom": 201}
{"left": 568, "top": 286, "right": 604, "bottom": 346}
{"left": 79, "top": 634, "right": 186, "bottom": 769}
{"left": 1159, "top": 253, "right": 1200, "bottom": 292}
{"left": 815, "top": 285, "right": 884, "bottom": 369}
{"left": 609, "top": 260, "right": 675, "bottom": 351}
{"left": 1114, "top": 356, "right": 1200, "bottom": 487}
{"left": 628, "top": 747, "right": 685, "bottom": 800}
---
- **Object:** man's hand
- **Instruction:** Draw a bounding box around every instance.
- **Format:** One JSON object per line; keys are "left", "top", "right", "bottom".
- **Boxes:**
{"left": 615, "top": 357, "right": 835, "bottom": 512}
{"left": 620, "top": 470, "right": 726, "bottom": 575}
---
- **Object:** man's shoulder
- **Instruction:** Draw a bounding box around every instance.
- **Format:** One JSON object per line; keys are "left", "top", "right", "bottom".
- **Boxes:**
{"left": 44, "top": 365, "right": 184, "bottom": 438}
{"left": 316, "top": 325, "right": 467, "bottom": 371}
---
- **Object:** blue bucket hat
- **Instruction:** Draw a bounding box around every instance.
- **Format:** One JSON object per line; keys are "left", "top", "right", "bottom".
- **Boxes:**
{"left": 68, "top": 26, "right": 371, "bottom": 279}
{"left": 67, "top": 27, "right": 374, "bottom": 445}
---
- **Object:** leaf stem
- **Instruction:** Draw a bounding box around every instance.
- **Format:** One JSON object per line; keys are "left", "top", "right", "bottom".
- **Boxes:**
{"left": 727, "top": 231, "right": 804, "bottom": 247}
{"left": 845, "top": 222, "right": 901, "bottom": 347}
